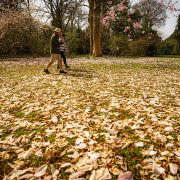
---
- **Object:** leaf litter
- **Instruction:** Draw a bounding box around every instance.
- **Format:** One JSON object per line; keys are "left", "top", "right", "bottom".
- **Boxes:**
{"left": 0, "top": 57, "right": 179, "bottom": 179}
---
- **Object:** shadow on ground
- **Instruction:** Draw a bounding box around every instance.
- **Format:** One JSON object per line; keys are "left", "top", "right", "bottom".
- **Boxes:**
{"left": 53, "top": 68, "right": 97, "bottom": 79}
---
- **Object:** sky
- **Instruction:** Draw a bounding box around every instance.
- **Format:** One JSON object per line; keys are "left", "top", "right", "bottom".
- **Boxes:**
{"left": 130, "top": 0, "right": 180, "bottom": 39}
{"left": 160, "top": 11, "right": 180, "bottom": 39}
{"left": 35, "top": 0, "right": 180, "bottom": 40}
{"left": 157, "top": 2, "right": 180, "bottom": 39}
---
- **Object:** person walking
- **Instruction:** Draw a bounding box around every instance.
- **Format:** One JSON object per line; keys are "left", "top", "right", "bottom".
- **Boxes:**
{"left": 57, "top": 33, "right": 70, "bottom": 69}
{"left": 44, "top": 28, "right": 67, "bottom": 74}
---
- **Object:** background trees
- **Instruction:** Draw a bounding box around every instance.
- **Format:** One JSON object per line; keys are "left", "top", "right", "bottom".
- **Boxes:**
{"left": 39, "top": 0, "right": 84, "bottom": 30}
{"left": 0, "top": 0, "right": 179, "bottom": 57}
{"left": 158, "top": 15, "right": 180, "bottom": 55}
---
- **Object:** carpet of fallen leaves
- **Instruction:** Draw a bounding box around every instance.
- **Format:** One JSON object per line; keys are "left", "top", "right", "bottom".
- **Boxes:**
{"left": 0, "top": 57, "right": 179, "bottom": 180}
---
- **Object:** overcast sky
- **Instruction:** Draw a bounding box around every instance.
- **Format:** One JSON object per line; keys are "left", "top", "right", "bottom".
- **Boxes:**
{"left": 131, "top": 0, "right": 180, "bottom": 39}
{"left": 35, "top": 0, "right": 180, "bottom": 40}
{"left": 160, "top": 11, "right": 180, "bottom": 39}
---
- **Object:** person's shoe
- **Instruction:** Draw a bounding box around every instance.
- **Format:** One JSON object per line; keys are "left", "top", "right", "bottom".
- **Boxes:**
{"left": 57, "top": 65, "right": 60, "bottom": 69}
{"left": 66, "top": 66, "right": 70, "bottom": 69}
{"left": 60, "top": 70, "right": 67, "bottom": 74}
{"left": 44, "top": 68, "right": 50, "bottom": 74}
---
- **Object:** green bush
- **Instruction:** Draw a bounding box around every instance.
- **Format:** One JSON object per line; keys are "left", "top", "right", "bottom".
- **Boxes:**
{"left": 0, "top": 10, "right": 52, "bottom": 56}
{"left": 158, "top": 39, "right": 179, "bottom": 55}
{"left": 129, "top": 37, "right": 159, "bottom": 57}
{"left": 66, "top": 29, "right": 89, "bottom": 55}
{"left": 108, "top": 35, "right": 129, "bottom": 56}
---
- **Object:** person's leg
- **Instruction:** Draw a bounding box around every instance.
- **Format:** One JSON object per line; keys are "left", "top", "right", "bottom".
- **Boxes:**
{"left": 58, "top": 54, "right": 66, "bottom": 73}
{"left": 61, "top": 51, "right": 69, "bottom": 68}
{"left": 44, "top": 54, "right": 55, "bottom": 73}
{"left": 57, "top": 56, "right": 62, "bottom": 69}
{"left": 57, "top": 54, "right": 63, "bottom": 71}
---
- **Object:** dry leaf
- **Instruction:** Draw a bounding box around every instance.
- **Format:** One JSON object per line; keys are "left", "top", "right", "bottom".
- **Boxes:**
{"left": 118, "top": 171, "right": 133, "bottom": 180}
{"left": 18, "top": 148, "right": 33, "bottom": 159}
{"left": 152, "top": 163, "right": 165, "bottom": 175}
{"left": 34, "top": 164, "right": 48, "bottom": 177}
{"left": 169, "top": 163, "right": 178, "bottom": 175}
{"left": 134, "top": 142, "right": 144, "bottom": 147}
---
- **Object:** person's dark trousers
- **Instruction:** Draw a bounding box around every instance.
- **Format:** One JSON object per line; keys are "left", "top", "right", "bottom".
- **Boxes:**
{"left": 60, "top": 51, "right": 68, "bottom": 68}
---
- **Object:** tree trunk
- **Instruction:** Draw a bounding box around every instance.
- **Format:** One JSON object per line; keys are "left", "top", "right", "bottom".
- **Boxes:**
{"left": 92, "top": 0, "right": 102, "bottom": 57}
{"left": 88, "top": 0, "right": 94, "bottom": 55}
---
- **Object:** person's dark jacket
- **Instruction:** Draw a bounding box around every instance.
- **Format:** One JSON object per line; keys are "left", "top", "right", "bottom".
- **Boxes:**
{"left": 50, "top": 33, "right": 60, "bottom": 54}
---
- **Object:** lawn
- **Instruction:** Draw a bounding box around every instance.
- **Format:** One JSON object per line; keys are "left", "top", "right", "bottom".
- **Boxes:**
{"left": 0, "top": 57, "right": 179, "bottom": 179}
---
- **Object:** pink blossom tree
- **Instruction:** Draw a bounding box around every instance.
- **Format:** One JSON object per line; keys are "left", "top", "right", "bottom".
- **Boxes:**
{"left": 102, "top": 0, "right": 142, "bottom": 39}
{"left": 102, "top": 0, "right": 179, "bottom": 39}
{"left": 133, "top": 0, "right": 179, "bottom": 34}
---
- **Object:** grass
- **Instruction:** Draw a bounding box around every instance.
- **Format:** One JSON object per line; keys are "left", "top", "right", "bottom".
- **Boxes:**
{"left": 14, "top": 127, "right": 29, "bottom": 138}
{"left": 116, "top": 145, "right": 143, "bottom": 180}
{"left": 67, "top": 137, "right": 77, "bottom": 146}
{"left": 0, "top": 57, "right": 179, "bottom": 179}
{"left": 0, "top": 128, "right": 12, "bottom": 140}
{"left": 14, "top": 111, "right": 25, "bottom": 118}
{"left": 46, "top": 134, "right": 56, "bottom": 143}
{"left": 26, "top": 111, "right": 44, "bottom": 122}
{"left": 96, "top": 134, "right": 106, "bottom": 143}
{"left": 117, "top": 126, "right": 139, "bottom": 140}
{"left": 169, "top": 132, "right": 178, "bottom": 141}
{"left": 8, "top": 106, "right": 23, "bottom": 117}
{"left": 27, "top": 155, "right": 45, "bottom": 167}
{"left": 33, "top": 127, "right": 45, "bottom": 134}
{"left": 59, "top": 169, "right": 70, "bottom": 179}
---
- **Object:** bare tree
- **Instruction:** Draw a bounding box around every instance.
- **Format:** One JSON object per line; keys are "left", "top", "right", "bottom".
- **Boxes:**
{"left": 39, "top": 0, "right": 84, "bottom": 30}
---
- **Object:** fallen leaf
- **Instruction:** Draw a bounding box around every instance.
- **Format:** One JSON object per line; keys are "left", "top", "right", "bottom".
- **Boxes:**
{"left": 118, "top": 171, "right": 133, "bottom": 180}
{"left": 34, "top": 164, "right": 48, "bottom": 177}
{"left": 169, "top": 163, "right": 178, "bottom": 175}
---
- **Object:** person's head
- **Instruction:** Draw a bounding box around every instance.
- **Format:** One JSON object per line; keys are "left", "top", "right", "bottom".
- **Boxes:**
{"left": 54, "top": 28, "right": 62, "bottom": 36}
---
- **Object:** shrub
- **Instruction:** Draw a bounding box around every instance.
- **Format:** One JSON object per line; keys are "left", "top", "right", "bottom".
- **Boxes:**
{"left": 158, "top": 39, "right": 179, "bottom": 55}
{"left": 108, "top": 35, "right": 129, "bottom": 56}
{"left": 129, "top": 36, "right": 159, "bottom": 57}
{"left": 0, "top": 10, "right": 52, "bottom": 56}
{"left": 66, "top": 29, "right": 89, "bottom": 55}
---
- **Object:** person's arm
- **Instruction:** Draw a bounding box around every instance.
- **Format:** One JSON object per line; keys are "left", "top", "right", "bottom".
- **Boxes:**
{"left": 59, "top": 37, "right": 64, "bottom": 45}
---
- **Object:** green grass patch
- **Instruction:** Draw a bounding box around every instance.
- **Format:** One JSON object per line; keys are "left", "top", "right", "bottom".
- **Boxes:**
{"left": 14, "top": 111, "right": 25, "bottom": 118}
{"left": 8, "top": 106, "right": 24, "bottom": 118}
{"left": 0, "top": 105, "right": 3, "bottom": 109}
{"left": 46, "top": 134, "right": 56, "bottom": 143}
{"left": 27, "top": 155, "right": 45, "bottom": 167}
{"left": 169, "top": 132, "right": 178, "bottom": 141}
{"left": 49, "top": 145, "right": 70, "bottom": 164}
{"left": 96, "top": 134, "right": 106, "bottom": 143}
{"left": 33, "top": 127, "right": 45, "bottom": 134}
{"left": 117, "top": 126, "right": 139, "bottom": 140}
{"left": 66, "top": 136, "right": 77, "bottom": 146}
{"left": 116, "top": 145, "right": 143, "bottom": 180}
{"left": 96, "top": 127, "right": 108, "bottom": 133}
{"left": 0, "top": 128, "right": 12, "bottom": 140}
{"left": 118, "top": 109, "right": 135, "bottom": 120}
{"left": 122, "top": 126, "right": 134, "bottom": 133}
{"left": 59, "top": 169, "right": 70, "bottom": 179}
{"left": 14, "top": 127, "right": 29, "bottom": 138}
{"left": 26, "top": 111, "right": 44, "bottom": 122}
{"left": 171, "top": 115, "right": 180, "bottom": 120}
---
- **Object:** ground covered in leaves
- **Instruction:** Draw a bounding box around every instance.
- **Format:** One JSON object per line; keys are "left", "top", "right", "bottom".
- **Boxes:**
{"left": 0, "top": 57, "right": 179, "bottom": 180}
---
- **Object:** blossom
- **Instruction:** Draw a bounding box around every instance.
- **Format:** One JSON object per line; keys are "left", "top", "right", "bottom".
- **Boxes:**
{"left": 133, "top": 22, "right": 142, "bottom": 30}
{"left": 102, "top": 16, "right": 110, "bottom": 28}
{"left": 108, "top": 1, "right": 112, "bottom": 5}
{"left": 124, "top": 26, "right": 130, "bottom": 33}
{"left": 117, "top": 3, "right": 127, "bottom": 12}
